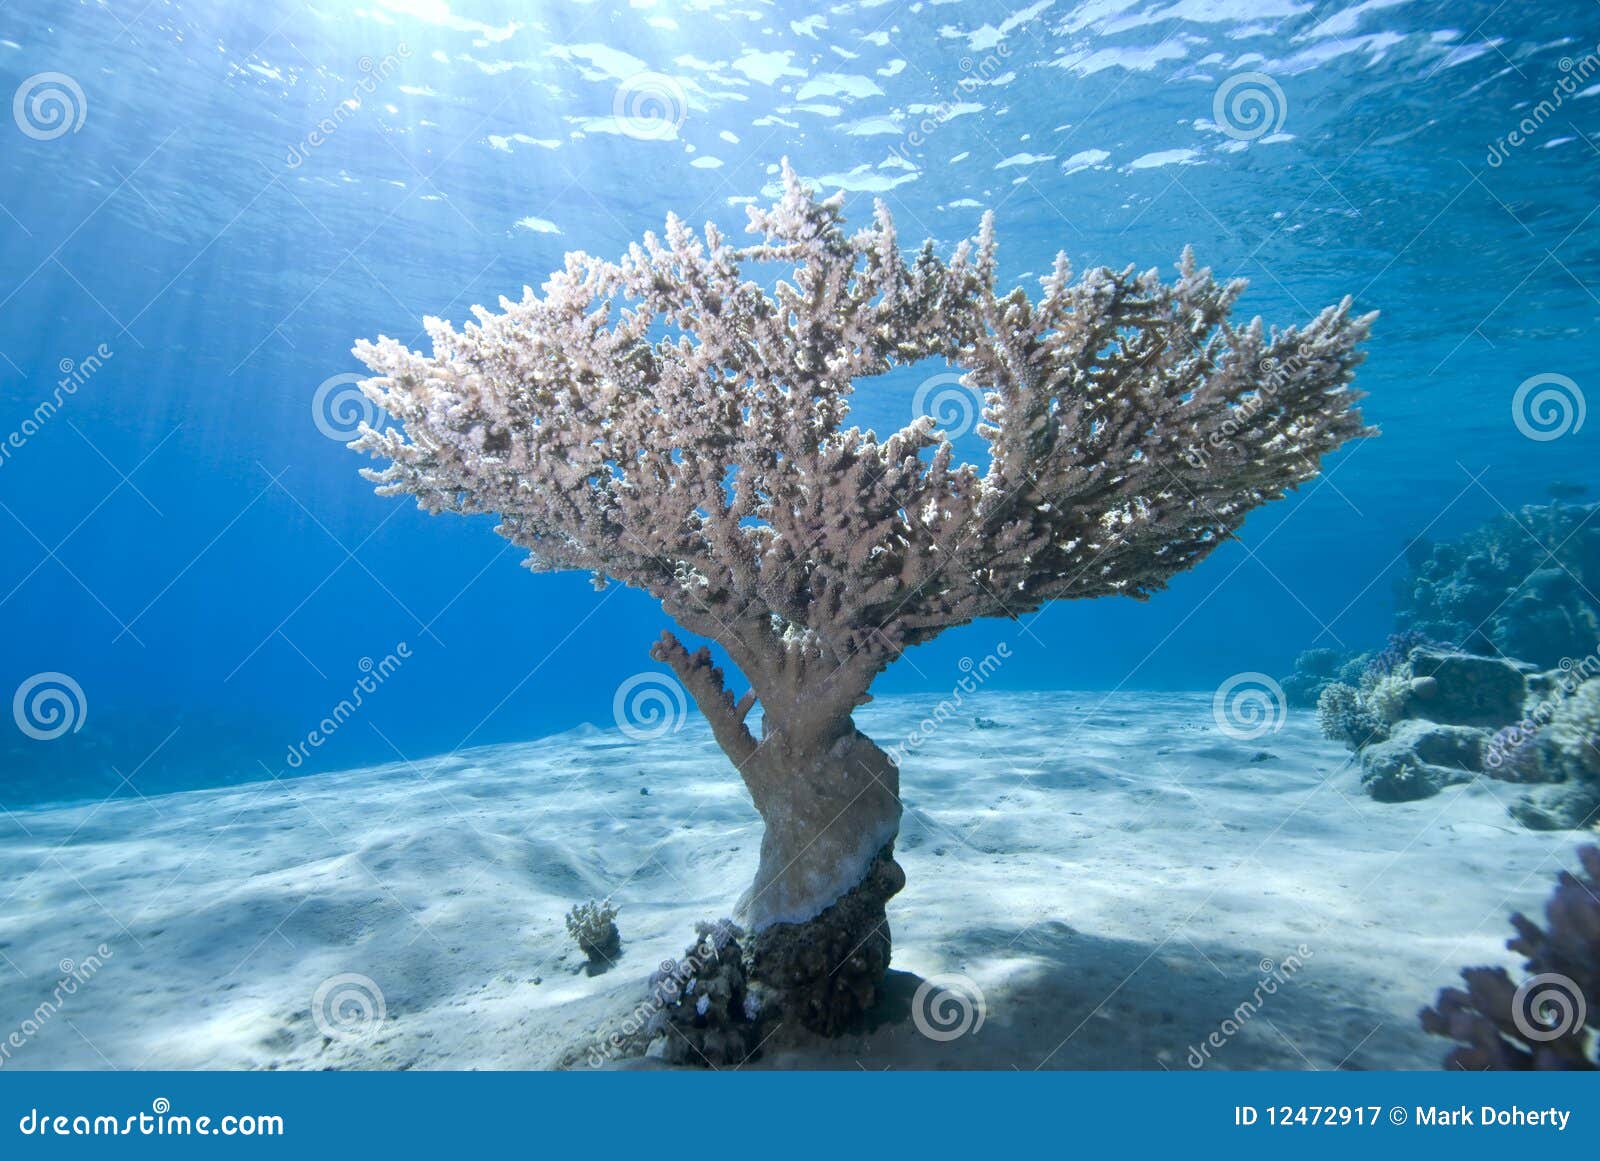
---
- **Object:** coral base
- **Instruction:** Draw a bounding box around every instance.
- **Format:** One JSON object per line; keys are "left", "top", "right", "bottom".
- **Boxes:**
{"left": 746, "top": 843, "right": 906, "bottom": 1037}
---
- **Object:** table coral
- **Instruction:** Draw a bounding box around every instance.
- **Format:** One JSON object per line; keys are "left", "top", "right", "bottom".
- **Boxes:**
{"left": 348, "top": 161, "right": 1375, "bottom": 1036}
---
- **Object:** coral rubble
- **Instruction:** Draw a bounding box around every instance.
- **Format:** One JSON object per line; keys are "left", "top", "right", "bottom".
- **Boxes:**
{"left": 642, "top": 921, "right": 760, "bottom": 1066}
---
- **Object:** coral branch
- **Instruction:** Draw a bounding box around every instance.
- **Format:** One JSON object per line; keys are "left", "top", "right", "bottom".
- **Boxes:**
{"left": 649, "top": 631, "right": 759, "bottom": 769}
{"left": 352, "top": 160, "right": 1373, "bottom": 700}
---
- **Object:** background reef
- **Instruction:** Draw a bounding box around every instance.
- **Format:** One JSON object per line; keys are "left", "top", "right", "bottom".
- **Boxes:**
{"left": 1397, "top": 501, "right": 1600, "bottom": 670}
{"left": 1287, "top": 500, "right": 1600, "bottom": 830}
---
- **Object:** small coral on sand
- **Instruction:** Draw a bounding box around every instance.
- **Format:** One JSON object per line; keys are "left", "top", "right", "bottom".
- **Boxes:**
{"left": 1421, "top": 845, "right": 1600, "bottom": 1070}
{"left": 565, "top": 900, "right": 621, "bottom": 969}
{"left": 1316, "top": 681, "right": 1385, "bottom": 750}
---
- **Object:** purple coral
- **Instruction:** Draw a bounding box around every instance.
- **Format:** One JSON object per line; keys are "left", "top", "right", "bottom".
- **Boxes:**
{"left": 1363, "top": 630, "right": 1451, "bottom": 681}
{"left": 1421, "top": 845, "right": 1599, "bottom": 1069}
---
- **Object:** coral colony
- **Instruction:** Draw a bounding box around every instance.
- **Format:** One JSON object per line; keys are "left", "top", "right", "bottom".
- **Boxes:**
{"left": 1296, "top": 501, "right": 1600, "bottom": 830}
{"left": 565, "top": 900, "right": 622, "bottom": 972}
{"left": 1424, "top": 845, "right": 1600, "bottom": 1071}
{"left": 349, "top": 162, "right": 1374, "bottom": 1045}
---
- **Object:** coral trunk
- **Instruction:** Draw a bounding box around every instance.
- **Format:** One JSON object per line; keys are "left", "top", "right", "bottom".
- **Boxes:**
{"left": 735, "top": 721, "right": 902, "bottom": 930}
{"left": 734, "top": 718, "right": 903, "bottom": 1033}
{"left": 747, "top": 843, "right": 905, "bottom": 1036}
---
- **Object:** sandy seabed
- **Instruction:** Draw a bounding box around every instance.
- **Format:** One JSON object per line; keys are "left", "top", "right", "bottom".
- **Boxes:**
{"left": 0, "top": 691, "right": 1581, "bottom": 1071}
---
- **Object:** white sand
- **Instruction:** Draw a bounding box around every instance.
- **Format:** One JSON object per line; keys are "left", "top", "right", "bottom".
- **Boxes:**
{"left": 0, "top": 691, "right": 1582, "bottom": 1071}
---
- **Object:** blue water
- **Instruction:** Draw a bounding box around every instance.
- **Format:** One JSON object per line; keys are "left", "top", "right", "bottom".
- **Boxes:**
{"left": 1, "top": 0, "right": 1596, "bottom": 803}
